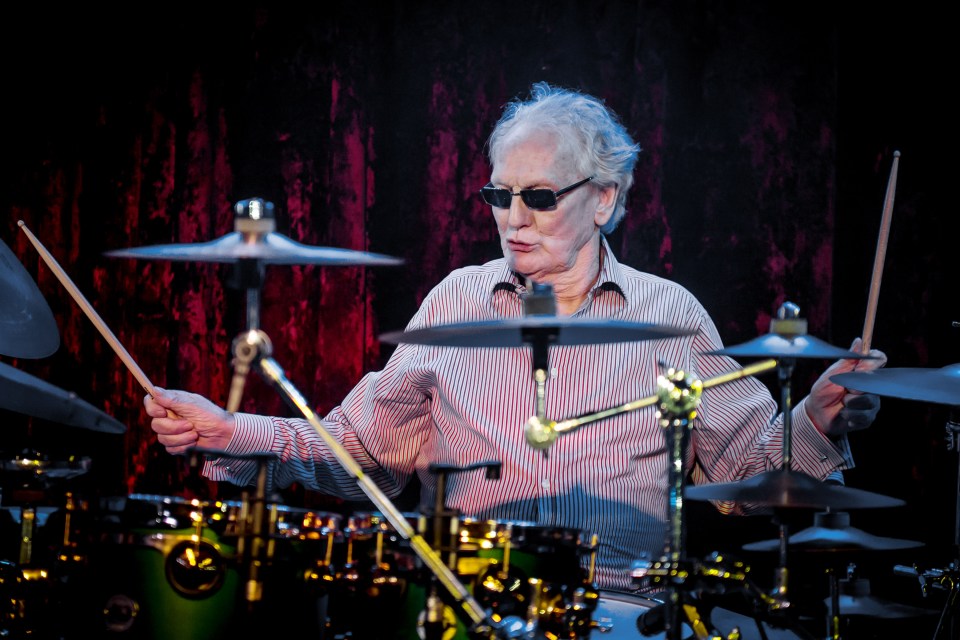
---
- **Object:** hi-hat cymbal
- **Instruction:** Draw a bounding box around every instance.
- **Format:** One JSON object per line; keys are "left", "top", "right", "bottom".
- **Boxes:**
{"left": 742, "top": 510, "right": 922, "bottom": 552}
{"left": 104, "top": 232, "right": 404, "bottom": 266}
{"left": 380, "top": 317, "right": 695, "bottom": 348}
{"left": 0, "top": 362, "right": 126, "bottom": 434}
{"left": 827, "top": 579, "right": 938, "bottom": 618}
{"left": 0, "top": 237, "right": 59, "bottom": 359}
{"left": 686, "top": 469, "right": 904, "bottom": 509}
{"left": 831, "top": 364, "right": 960, "bottom": 406}
{"left": 706, "top": 335, "right": 876, "bottom": 360}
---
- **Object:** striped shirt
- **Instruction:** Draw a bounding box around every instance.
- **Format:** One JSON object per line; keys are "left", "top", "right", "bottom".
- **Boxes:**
{"left": 206, "top": 237, "right": 850, "bottom": 590}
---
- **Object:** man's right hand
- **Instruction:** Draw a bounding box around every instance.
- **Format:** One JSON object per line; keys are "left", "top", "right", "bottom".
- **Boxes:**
{"left": 144, "top": 388, "right": 235, "bottom": 455}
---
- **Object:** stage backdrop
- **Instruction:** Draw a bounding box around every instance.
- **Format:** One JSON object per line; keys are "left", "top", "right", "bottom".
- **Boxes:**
{"left": 1, "top": 1, "right": 956, "bottom": 594}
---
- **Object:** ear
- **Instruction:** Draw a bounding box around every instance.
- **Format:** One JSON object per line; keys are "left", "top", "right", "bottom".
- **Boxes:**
{"left": 594, "top": 183, "right": 618, "bottom": 227}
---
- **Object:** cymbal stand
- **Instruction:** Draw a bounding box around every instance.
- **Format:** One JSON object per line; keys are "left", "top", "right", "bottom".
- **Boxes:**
{"left": 237, "top": 453, "right": 274, "bottom": 616}
{"left": 766, "top": 302, "right": 807, "bottom": 615}
{"left": 892, "top": 412, "right": 960, "bottom": 639}
{"left": 640, "top": 366, "right": 704, "bottom": 640}
{"left": 418, "top": 462, "right": 502, "bottom": 640}
{"left": 224, "top": 197, "right": 273, "bottom": 413}
{"left": 522, "top": 282, "right": 558, "bottom": 460}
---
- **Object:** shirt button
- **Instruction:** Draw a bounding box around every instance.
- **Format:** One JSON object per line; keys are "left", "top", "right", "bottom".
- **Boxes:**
{"left": 540, "top": 479, "right": 550, "bottom": 490}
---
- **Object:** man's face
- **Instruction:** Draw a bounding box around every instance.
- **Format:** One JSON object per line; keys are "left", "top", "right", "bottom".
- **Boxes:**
{"left": 488, "top": 128, "right": 609, "bottom": 284}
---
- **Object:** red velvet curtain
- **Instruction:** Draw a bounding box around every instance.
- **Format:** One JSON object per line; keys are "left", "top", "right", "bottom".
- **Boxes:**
{"left": 2, "top": 2, "right": 954, "bottom": 563}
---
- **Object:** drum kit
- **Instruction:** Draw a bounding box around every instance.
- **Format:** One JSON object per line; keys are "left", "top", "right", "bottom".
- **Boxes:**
{"left": 1, "top": 197, "right": 957, "bottom": 640}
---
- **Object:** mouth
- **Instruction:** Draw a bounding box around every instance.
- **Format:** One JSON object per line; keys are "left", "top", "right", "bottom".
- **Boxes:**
{"left": 507, "top": 240, "right": 534, "bottom": 252}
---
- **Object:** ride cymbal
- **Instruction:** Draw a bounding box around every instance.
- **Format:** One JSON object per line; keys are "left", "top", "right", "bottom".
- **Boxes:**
{"left": 831, "top": 364, "right": 960, "bottom": 406}
{"left": 0, "top": 237, "right": 59, "bottom": 359}
{"left": 685, "top": 469, "right": 904, "bottom": 510}
{"left": 706, "top": 335, "right": 876, "bottom": 360}
{"left": 0, "top": 362, "right": 126, "bottom": 434}
{"left": 380, "top": 317, "right": 695, "bottom": 348}
{"left": 104, "top": 232, "right": 403, "bottom": 267}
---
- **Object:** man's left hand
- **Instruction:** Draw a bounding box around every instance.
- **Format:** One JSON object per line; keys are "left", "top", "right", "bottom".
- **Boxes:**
{"left": 806, "top": 337, "right": 887, "bottom": 437}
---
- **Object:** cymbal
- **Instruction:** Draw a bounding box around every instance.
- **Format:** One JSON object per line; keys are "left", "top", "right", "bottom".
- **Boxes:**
{"left": 380, "top": 317, "right": 696, "bottom": 347}
{"left": 706, "top": 334, "right": 876, "bottom": 360}
{"left": 0, "top": 455, "right": 91, "bottom": 480}
{"left": 0, "top": 237, "right": 59, "bottom": 359}
{"left": 685, "top": 469, "right": 904, "bottom": 509}
{"left": 831, "top": 364, "right": 960, "bottom": 406}
{"left": 827, "top": 579, "right": 938, "bottom": 618}
{"left": 0, "top": 362, "right": 126, "bottom": 434}
{"left": 104, "top": 231, "right": 404, "bottom": 266}
{"left": 742, "top": 510, "right": 922, "bottom": 551}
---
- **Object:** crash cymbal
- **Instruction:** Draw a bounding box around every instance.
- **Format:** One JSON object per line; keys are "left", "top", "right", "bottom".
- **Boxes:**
{"left": 104, "top": 232, "right": 403, "bottom": 267}
{"left": 743, "top": 511, "right": 922, "bottom": 551}
{"left": 706, "top": 334, "right": 876, "bottom": 360}
{"left": 685, "top": 469, "right": 904, "bottom": 509}
{"left": 831, "top": 364, "right": 960, "bottom": 406}
{"left": 0, "top": 237, "right": 59, "bottom": 359}
{"left": 0, "top": 362, "right": 126, "bottom": 434}
{"left": 380, "top": 317, "right": 695, "bottom": 347}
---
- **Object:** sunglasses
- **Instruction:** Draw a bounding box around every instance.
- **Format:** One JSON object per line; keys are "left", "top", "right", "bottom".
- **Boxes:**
{"left": 479, "top": 176, "right": 594, "bottom": 210}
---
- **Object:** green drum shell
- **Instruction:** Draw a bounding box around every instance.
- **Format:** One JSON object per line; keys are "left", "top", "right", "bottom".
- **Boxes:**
{"left": 84, "top": 495, "right": 241, "bottom": 640}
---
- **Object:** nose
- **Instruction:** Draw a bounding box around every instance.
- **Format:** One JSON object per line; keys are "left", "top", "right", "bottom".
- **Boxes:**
{"left": 506, "top": 191, "right": 533, "bottom": 229}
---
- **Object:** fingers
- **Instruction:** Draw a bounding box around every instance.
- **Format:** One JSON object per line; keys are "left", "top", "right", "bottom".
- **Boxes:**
{"left": 843, "top": 392, "right": 879, "bottom": 410}
{"left": 858, "top": 348, "right": 888, "bottom": 371}
{"left": 838, "top": 392, "right": 881, "bottom": 432}
{"left": 157, "top": 430, "right": 200, "bottom": 455}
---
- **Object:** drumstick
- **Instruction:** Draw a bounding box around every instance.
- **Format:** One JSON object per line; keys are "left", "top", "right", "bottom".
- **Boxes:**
{"left": 18, "top": 220, "right": 159, "bottom": 398}
{"left": 860, "top": 150, "right": 900, "bottom": 353}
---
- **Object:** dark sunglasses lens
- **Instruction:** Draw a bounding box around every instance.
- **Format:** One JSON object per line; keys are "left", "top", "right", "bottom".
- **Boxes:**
{"left": 481, "top": 187, "right": 512, "bottom": 208}
{"left": 520, "top": 190, "right": 557, "bottom": 209}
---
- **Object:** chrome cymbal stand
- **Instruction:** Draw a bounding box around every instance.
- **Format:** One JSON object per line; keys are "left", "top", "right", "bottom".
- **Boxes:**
{"left": 224, "top": 198, "right": 273, "bottom": 414}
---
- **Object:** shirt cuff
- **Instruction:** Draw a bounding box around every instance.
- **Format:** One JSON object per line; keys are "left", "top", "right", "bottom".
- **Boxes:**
{"left": 202, "top": 413, "right": 277, "bottom": 485}
{"left": 791, "top": 396, "right": 853, "bottom": 473}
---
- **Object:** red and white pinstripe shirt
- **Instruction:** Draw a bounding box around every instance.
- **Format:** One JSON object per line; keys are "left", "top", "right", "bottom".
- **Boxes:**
{"left": 206, "top": 238, "right": 849, "bottom": 589}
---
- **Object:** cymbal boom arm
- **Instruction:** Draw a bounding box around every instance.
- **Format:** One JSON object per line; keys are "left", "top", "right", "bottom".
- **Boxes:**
{"left": 525, "top": 359, "right": 777, "bottom": 449}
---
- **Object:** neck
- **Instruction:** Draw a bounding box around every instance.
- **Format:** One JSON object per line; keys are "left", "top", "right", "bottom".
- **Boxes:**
{"left": 546, "top": 237, "right": 604, "bottom": 316}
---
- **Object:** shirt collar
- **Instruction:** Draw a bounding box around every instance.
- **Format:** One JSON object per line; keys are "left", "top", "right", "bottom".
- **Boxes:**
{"left": 491, "top": 235, "right": 627, "bottom": 301}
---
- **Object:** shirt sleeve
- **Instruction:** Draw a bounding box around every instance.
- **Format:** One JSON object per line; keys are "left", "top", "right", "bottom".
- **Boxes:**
{"left": 685, "top": 303, "right": 851, "bottom": 507}
{"left": 202, "top": 339, "right": 435, "bottom": 499}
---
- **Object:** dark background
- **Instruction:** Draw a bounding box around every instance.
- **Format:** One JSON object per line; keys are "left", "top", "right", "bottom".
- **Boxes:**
{"left": 1, "top": 2, "right": 956, "bottom": 636}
